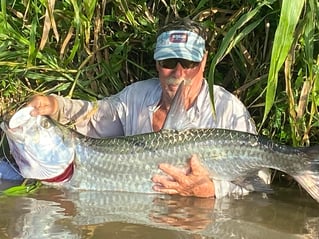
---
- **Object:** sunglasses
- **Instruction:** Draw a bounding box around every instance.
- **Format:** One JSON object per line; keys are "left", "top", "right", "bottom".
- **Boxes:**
{"left": 158, "top": 58, "right": 200, "bottom": 69}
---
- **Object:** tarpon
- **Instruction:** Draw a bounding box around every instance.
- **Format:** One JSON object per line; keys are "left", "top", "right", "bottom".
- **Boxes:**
{"left": 1, "top": 84, "right": 319, "bottom": 202}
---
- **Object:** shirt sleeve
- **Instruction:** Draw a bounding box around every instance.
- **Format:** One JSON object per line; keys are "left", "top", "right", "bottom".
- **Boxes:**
{"left": 213, "top": 180, "right": 250, "bottom": 198}
{"left": 49, "top": 79, "right": 161, "bottom": 137}
{"left": 51, "top": 94, "right": 125, "bottom": 137}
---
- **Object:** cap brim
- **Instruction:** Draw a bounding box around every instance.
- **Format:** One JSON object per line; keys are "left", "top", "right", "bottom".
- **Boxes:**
{"left": 154, "top": 46, "right": 203, "bottom": 62}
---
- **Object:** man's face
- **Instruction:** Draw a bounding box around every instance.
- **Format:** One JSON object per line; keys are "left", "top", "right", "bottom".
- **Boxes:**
{"left": 156, "top": 53, "right": 207, "bottom": 100}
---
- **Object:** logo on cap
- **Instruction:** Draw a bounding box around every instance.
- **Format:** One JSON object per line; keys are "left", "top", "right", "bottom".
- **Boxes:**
{"left": 169, "top": 33, "right": 188, "bottom": 43}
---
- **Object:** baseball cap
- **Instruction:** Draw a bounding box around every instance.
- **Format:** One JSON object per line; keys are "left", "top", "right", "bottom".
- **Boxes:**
{"left": 154, "top": 30, "right": 206, "bottom": 62}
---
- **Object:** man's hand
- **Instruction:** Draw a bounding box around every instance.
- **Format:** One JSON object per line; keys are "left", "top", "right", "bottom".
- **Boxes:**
{"left": 28, "top": 95, "right": 58, "bottom": 117}
{"left": 151, "top": 155, "right": 215, "bottom": 198}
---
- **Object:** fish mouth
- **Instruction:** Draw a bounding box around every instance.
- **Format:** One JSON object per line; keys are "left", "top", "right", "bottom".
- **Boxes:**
{"left": 1, "top": 126, "right": 32, "bottom": 172}
{"left": 0, "top": 122, "right": 25, "bottom": 143}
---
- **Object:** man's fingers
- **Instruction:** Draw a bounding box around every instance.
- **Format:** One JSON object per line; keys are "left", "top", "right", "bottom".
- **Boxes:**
{"left": 152, "top": 185, "right": 179, "bottom": 195}
{"left": 27, "top": 95, "right": 58, "bottom": 116}
{"left": 158, "top": 163, "right": 186, "bottom": 180}
{"left": 152, "top": 174, "right": 180, "bottom": 194}
{"left": 152, "top": 155, "right": 215, "bottom": 197}
{"left": 152, "top": 174, "right": 179, "bottom": 187}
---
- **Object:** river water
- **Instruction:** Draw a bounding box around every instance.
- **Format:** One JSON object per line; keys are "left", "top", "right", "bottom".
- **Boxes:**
{"left": 0, "top": 179, "right": 318, "bottom": 239}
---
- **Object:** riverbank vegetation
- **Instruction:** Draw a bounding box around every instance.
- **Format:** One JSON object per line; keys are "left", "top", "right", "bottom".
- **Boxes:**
{"left": 0, "top": 0, "right": 318, "bottom": 146}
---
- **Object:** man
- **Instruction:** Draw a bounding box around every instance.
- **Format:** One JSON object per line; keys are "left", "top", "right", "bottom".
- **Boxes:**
{"left": 6, "top": 18, "right": 260, "bottom": 198}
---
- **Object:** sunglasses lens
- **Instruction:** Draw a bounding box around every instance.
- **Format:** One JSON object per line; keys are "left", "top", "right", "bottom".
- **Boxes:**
{"left": 159, "top": 59, "right": 200, "bottom": 69}
{"left": 159, "top": 59, "right": 177, "bottom": 69}
{"left": 180, "top": 59, "right": 200, "bottom": 69}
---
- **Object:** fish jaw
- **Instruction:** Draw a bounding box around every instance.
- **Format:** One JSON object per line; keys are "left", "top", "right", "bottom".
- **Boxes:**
{"left": 1, "top": 122, "right": 25, "bottom": 143}
{"left": 1, "top": 116, "right": 75, "bottom": 181}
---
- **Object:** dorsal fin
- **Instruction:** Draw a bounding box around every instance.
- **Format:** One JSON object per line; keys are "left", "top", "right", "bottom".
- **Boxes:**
{"left": 162, "top": 81, "right": 194, "bottom": 130}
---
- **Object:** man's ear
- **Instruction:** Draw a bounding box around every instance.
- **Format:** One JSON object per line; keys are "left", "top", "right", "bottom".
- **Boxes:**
{"left": 200, "top": 52, "right": 208, "bottom": 71}
{"left": 155, "top": 61, "right": 160, "bottom": 72}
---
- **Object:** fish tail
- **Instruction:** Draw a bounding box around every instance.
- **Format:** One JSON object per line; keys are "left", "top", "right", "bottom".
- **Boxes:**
{"left": 293, "top": 146, "right": 319, "bottom": 203}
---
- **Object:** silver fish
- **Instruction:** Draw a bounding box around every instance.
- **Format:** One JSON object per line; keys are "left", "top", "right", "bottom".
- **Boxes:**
{"left": 1, "top": 113, "right": 319, "bottom": 202}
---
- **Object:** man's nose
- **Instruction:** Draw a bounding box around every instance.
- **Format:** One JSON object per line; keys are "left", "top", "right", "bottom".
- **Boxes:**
{"left": 171, "top": 63, "right": 185, "bottom": 78}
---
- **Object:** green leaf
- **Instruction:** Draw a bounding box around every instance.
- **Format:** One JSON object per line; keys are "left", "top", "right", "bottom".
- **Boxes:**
{"left": 1, "top": 180, "right": 42, "bottom": 196}
{"left": 207, "top": 1, "right": 269, "bottom": 115}
{"left": 262, "top": 0, "right": 306, "bottom": 125}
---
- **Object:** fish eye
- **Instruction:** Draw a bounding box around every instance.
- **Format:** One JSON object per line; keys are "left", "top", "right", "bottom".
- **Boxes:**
{"left": 39, "top": 117, "right": 52, "bottom": 129}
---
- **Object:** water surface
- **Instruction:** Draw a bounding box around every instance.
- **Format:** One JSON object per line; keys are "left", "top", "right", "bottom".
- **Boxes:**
{"left": 0, "top": 180, "right": 318, "bottom": 239}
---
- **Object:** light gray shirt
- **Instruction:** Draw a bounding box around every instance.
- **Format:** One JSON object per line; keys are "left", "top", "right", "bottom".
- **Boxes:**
{"left": 53, "top": 78, "right": 258, "bottom": 198}
{"left": 54, "top": 79, "right": 256, "bottom": 136}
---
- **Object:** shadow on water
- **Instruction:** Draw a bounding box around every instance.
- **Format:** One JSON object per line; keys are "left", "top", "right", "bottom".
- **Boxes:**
{"left": 0, "top": 180, "right": 318, "bottom": 239}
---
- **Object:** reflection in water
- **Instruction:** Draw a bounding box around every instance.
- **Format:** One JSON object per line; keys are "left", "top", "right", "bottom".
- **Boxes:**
{"left": 0, "top": 181, "right": 318, "bottom": 239}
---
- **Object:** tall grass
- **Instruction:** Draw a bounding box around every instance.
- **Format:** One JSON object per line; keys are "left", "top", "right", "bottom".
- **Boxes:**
{"left": 0, "top": 0, "right": 318, "bottom": 146}
{"left": 262, "top": 0, "right": 319, "bottom": 146}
